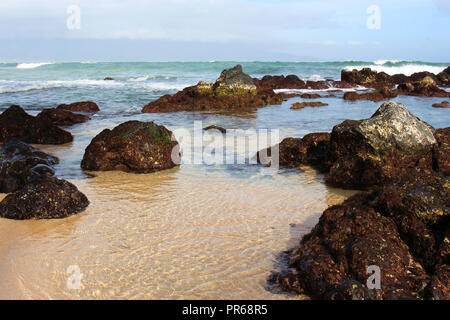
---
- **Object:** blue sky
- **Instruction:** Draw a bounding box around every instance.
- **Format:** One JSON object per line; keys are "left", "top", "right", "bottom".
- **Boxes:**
{"left": 0, "top": 0, "right": 449, "bottom": 61}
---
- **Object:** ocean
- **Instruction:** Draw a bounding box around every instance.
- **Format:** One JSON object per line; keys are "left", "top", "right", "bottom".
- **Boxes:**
{"left": 0, "top": 60, "right": 448, "bottom": 299}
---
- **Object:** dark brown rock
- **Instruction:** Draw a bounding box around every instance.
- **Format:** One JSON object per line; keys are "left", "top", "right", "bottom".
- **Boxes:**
{"left": 269, "top": 192, "right": 429, "bottom": 300}
{"left": 81, "top": 120, "right": 180, "bottom": 173}
{"left": 142, "top": 66, "right": 284, "bottom": 113}
{"left": 0, "top": 177, "right": 89, "bottom": 220}
{"left": 0, "top": 105, "right": 73, "bottom": 145}
{"left": 0, "top": 140, "right": 58, "bottom": 193}
{"left": 433, "top": 127, "right": 450, "bottom": 176}
{"left": 37, "top": 108, "right": 91, "bottom": 126}
{"left": 300, "top": 93, "right": 321, "bottom": 99}
{"left": 57, "top": 101, "right": 100, "bottom": 112}
{"left": 341, "top": 68, "right": 393, "bottom": 87}
{"left": 343, "top": 87, "right": 397, "bottom": 102}
{"left": 257, "top": 133, "right": 331, "bottom": 172}
{"left": 327, "top": 101, "right": 436, "bottom": 189}
{"left": 397, "top": 77, "right": 449, "bottom": 97}
{"left": 253, "top": 75, "right": 306, "bottom": 90}
{"left": 104, "top": 77, "right": 115, "bottom": 81}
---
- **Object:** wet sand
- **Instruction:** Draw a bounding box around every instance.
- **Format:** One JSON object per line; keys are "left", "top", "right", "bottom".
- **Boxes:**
{"left": 0, "top": 167, "right": 354, "bottom": 300}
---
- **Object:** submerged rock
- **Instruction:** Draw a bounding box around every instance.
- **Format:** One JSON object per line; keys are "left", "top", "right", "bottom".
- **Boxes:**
{"left": 0, "top": 105, "right": 73, "bottom": 145}
{"left": 343, "top": 87, "right": 397, "bottom": 102}
{"left": 57, "top": 101, "right": 100, "bottom": 112}
{"left": 0, "top": 140, "right": 58, "bottom": 193}
{"left": 432, "top": 101, "right": 449, "bottom": 108}
{"left": 142, "top": 65, "right": 283, "bottom": 113}
{"left": 291, "top": 102, "right": 328, "bottom": 109}
{"left": 81, "top": 120, "right": 180, "bottom": 173}
{"left": 0, "top": 177, "right": 89, "bottom": 220}
{"left": 327, "top": 101, "right": 436, "bottom": 189}
{"left": 37, "top": 108, "right": 91, "bottom": 126}
{"left": 203, "top": 125, "right": 227, "bottom": 134}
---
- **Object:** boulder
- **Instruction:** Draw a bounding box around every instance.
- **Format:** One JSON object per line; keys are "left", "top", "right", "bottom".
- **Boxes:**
{"left": 291, "top": 102, "right": 328, "bottom": 109}
{"left": 0, "top": 140, "right": 57, "bottom": 193}
{"left": 0, "top": 177, "right": 89, "bottom": 220}
{"left": 0, "top": 105, "right": 73, "bottom": 145}
{"left": 37, "top": 108, "right": 91, "bottom": 126}
{"left": 257, "top": 133, "right": 332, "bottom": 172}
{"left": 327, "top": 101, "right": 436, "bottom": 189}
{"left": 81, "top": 121, "right": 180, "bottom": 173}
{"left": 142, "top": 65, "right": 283, "bottom": 113}
{"left": 104, "top": 77, "right": 115, "bottom": 81}
{"left": 57, "top": 101, "right": 100, "bottom": 112}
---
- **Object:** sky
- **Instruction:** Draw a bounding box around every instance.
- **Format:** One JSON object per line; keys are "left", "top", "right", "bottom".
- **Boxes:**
{"left": 0, "top": 0, "right": 449, "bottom": 62}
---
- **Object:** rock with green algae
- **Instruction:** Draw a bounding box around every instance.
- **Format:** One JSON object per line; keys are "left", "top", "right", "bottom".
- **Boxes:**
{"left": 433, "top": 127, "right": 450, "bottom": 176}
{"left": 142, "top": 65, "right": 283, "bottom": 113}
{"left": 81, "top": 120, "right": 180, "bottom": 173}
{"left": 327, "top": 101, "right": 437, "bottom": 189}
{"left": 0, "top": 177, "right": 89, "bottom": 220}
{"left": 269, "top": 171, "right": 449, "bottom": 300}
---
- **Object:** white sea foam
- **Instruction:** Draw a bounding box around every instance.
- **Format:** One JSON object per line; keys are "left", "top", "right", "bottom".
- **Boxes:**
{"left": 373, "top": 59, "right": 403, "bottom": 65}
{"left": 127, "top": 76, "right": 149, "bottom": 82}
{"left": 16, "top": 62, "right": 54, "bottom": 69}
{"left": 345, "top": 64, "right": 446, "bottom": 76}
{"left": 0, "top": 79, "right": 190, "bottom": 94}
{"left": 274, "top": 86, "right": 367, "bottom": 94}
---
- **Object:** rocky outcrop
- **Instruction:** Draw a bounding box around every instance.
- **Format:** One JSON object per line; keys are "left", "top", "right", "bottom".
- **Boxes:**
{"left": 341, "top": 68, "right": 393, "bottom": 87}
{"left": 81, "top": 121, "right": 180, "bottom": 173}
{"left": 437, "top": 67, "right": 450, "bottom": 87}
{"left": 343, "top": 87, "right": 397, "bottom": 102}
{"left": 0, "top": 140, "right": 58, "bottom": 193}
{"left": 57, "top": 101, "right": 100, "bottom": 112}
{"left": 269, "top": 172, "right": 449, "bottom": 299}
{"left": 432, "top": 101, "right": 449, "bottom": 108}
{"left": 142, "top": 65, "right": 284, "bottom": 113}
{"left": 0, "top": 177, "right": 89, "bottom": 220}
{"left": 257, "top": 133, "right": 332, "bottom": 172}
{"left": 291, "top": 102, "right": 328, "bottom": 109}
{"left": 37, "top": 108, "right": 91, "bottom": 126}
{"left": 253, "top": 75, "right": 306, "bottom": 90}
{"left": 397, "top": 77, "right": 449, "bottom": 97}
{"left": 341, "top": 67, "right": 450, "bottom": 92}
{"left": 0, "top": 105, "right": 73, "bottom": 145}
{"left": 104, "top": 77, "right": 115, "bottom": 81}
{"left": 327, "top": 101, "right": 436, "bottom": 189}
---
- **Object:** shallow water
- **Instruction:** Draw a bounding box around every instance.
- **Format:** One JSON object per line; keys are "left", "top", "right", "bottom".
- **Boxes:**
{"left": 0, "top": 61, "right": 449, "bottom": 299}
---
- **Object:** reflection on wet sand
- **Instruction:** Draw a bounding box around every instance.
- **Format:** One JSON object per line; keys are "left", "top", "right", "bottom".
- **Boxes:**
{"left": 0, "top": 166, "right": 355, "bottom": 300}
